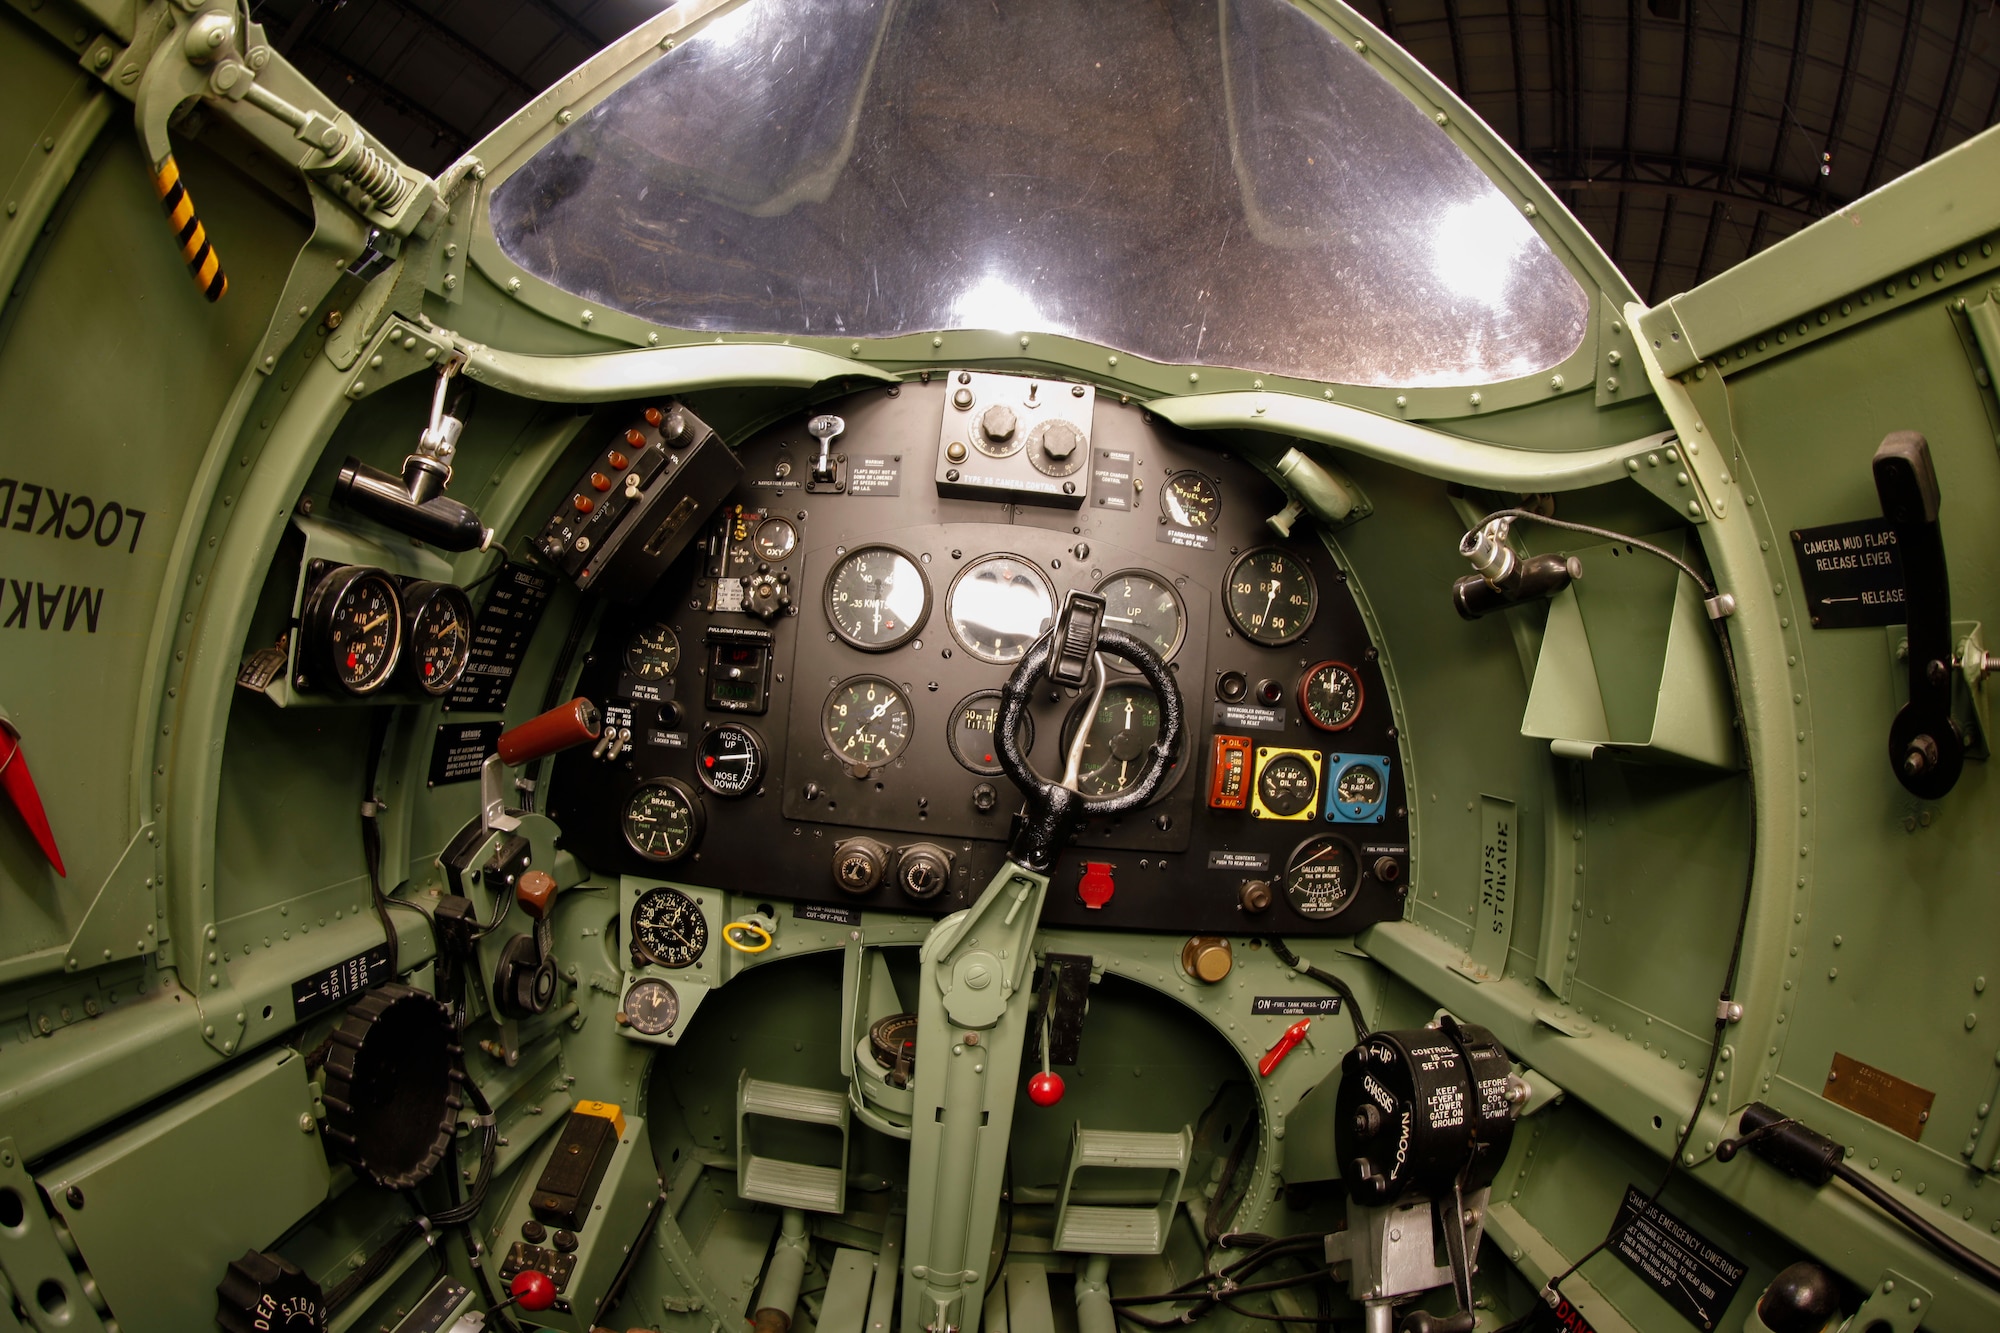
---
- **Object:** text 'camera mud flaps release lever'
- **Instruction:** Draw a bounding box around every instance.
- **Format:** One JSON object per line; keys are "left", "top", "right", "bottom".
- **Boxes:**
{"left": 1873, "top": 431, "right": 1964, "bottom": 799}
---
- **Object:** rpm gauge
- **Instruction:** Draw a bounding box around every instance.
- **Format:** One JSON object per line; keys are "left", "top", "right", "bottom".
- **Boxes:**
{"left": 824, "top": 545, "right": 929, "bottom": 651}
{"left": 631, "top": 886, "right": 708, "bottom": 968}
{"left": 1094, "top": 570, "right": 1186, "bottom": 669}
{"left": 1299, "top": 660, "right": 1364, "bottom": 731}
{"left": 622, "top": 779, "right": 704, "bottom": 863}
{"left": 1224, "top": 547, "right": 1318, "bottom": 646}
{"left": 1283, "top": 835, "right": 1361, "bottom": 920}
{"left": 400, "top": 581, "right": 472, "bottom": 697}
{"left": 823, "top": 675, "right": 914, "bottom": 772}
{"left": 947, "top": 554, "right": 1054, "bottom": 663}
{"left": 1059, "top": 683, "right": 1180, "bottom": 799}
{"left": 1161, "top": 471, "right": 1221, "bottom": 528}
{"left": 625, "top": 624, "right": 681, "bottom": 680}
{"left": 303, "top": 565, "right": 403, "bottom": 696}
{"left": 621, "top": 978, "right": 679, "bottom": 1035}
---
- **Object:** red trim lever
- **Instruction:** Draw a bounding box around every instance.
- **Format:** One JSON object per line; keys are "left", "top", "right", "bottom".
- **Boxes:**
{"left": 0, "top": 722, "right": 64, "bottom": 877}
{"left": 1258, "top": 1019, "right": 1311, "bottom": 1078}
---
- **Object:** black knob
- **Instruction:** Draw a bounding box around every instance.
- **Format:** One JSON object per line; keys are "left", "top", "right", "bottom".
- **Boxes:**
{"left": 1372, "top": 856, "right": 1402, "bottom": 884}
{"left": 972, "top": 783, "right": 998, "bottom": 813}
{"left": 1239, "top": 880, "right": 1272, "bottom": 913}
{"left": 981, "top": 404, "right": 1017, "bottom": 442}
{"left": 1756, "top": 1262, "right": 1842, "bottom": 1333}
{"left": 217, "top": 1251, "right": 325, "bottom": 1333}
{"left": 1351, "top": 1104, "right": 1383, "bottom": 1137}
{"left": 553, "top": 1229, "right": 579, "bottom": 1254}
{"left": 1039, "top": 421, "right": 1082, "bottom": 459}
{"left": 522, "top": 1219, "right": 547, "bottom": 1243}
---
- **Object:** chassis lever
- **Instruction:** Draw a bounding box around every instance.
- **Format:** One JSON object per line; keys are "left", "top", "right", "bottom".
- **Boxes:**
{"left": 1873, "top": 431, "right": 1965, "bottom": 798}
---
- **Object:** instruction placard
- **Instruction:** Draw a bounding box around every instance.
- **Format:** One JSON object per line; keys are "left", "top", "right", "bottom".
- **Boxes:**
{"left": 1789, "top": 517, "right": 1904, "bottom": 628}
{"left": 1610, "top": 1186, "right": 1747, "bottom": 1329}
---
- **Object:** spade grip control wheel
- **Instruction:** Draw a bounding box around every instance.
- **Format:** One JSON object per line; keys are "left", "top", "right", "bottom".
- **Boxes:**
{"left": 994, "top": 626, "right": 1183, "bottom": 872}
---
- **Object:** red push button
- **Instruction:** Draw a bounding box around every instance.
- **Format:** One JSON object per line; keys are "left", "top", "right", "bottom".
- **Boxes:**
{"left": 606, "top": 450, "right": 629, "bottom": 470}
{"left": 626, "top": 428, "right": 646, "bottom": 447}
{"left": 590, "top": 472, "right": 612, "bottom": 491}
{"left": 572, "top": 494, "right": 595, "bottom": 514}
{"left": 1078, "top": 861, "right": 1114, "bottom": 910}
{"left": 644, "top": 406, "right": 664, "bottom": 426}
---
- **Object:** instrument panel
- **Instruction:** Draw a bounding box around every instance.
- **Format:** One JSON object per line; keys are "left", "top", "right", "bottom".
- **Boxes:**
{"left": 551, "top": 374, "right": 1409, "bottom": 936}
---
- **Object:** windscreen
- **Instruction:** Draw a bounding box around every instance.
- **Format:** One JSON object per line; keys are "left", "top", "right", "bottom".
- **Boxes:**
{"left": 488, "top": 0, "right": 1589, "bottom": 388}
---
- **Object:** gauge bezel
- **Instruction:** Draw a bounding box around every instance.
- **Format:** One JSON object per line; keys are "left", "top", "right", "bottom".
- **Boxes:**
{"left": 695, "top": 722, "right": 766, "bottom": 797}
{"left": 621, "top": 778, "right": 705, "bottom": 863}
{"left": 621, "top": 978, "right": 680, "bottom": 1035}
{"left": 1160, "top": 469, "right": 1222, "bottom": 528}
{"left": 946, "top": 688, "right": 1036, "bottom": 777}
{"left": 1298, "top": 659, "right": 1365, "bottom": 732}
{"left": 302, "top": 564, "right": 404, "bottom": 697}
{"left": 1281, "top": 833, "right": 1362, "bottom": 920}
{"left": 1223, "top": 546, "right": 1319, "bottom": 647}
{"left": 1092, "top": 568, "right": 1188, "bottom": 673}
{"left": 398, "top": 580, "right": 473, "bottom": 698}
{"left": 625, "top": 623, "right": 682, "bottom": 680}
{"left": 821, "top": 674, "right": 916, "bottom": 773}
{"left": 822, "top": 544, "right": 931, "bottom": 652}
{"left": 631, "top": 885, "right": 708, "bottom": 968}
{"left": 1254, "top": 752, "right": 1320, "bottom": 817}
{"left": 1333, "top": 760, "right": 1384, "bottom": 805}
{"left": 753, "top": 517, "right": 799, "bottom": 561}
{"left": 1057, "top": 681, "right": 1185, "bottom": 803}
{"left": 945, "top": 552, "right": 1056, "bottom": 664}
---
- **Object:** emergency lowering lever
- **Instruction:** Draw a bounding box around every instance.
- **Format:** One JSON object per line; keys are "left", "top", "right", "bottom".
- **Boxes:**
{"left": 901, "top": 593, "right": 1182, "bottom": 1333}
{"left": 1874, "top": 431, "right": 1965, "bottom": 799}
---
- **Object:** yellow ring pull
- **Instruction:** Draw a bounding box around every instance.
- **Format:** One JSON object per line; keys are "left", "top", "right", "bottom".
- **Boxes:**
{"left": 152, "top": 155, "right": 228, "bottom": 302}
{"left": 723, "top": 921, "right": 773, "bottom": 954}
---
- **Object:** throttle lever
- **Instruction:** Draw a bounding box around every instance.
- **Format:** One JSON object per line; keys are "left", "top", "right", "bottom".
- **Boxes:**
{"left": 1873, "top": 431, "right": 1965, "bottom": 798}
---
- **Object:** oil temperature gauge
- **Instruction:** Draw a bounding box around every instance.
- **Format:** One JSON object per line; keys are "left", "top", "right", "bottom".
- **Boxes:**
{"left": 632, "top": 886, "right": 708, "bottom": 968}
{"left": 621, "top": 978, "right": 680, "bottom": 1036}
{"left": 1282, "top": 834, "right": 1360, "bottom": 920}
{"left": 696, "top": 723, "right": 765, "bottom": 797}
{"left": 622, "top": 779, "right": 704, "bottom": 863}
{"left": 1298, "top": 660, "right": 1363, "bottom": 731}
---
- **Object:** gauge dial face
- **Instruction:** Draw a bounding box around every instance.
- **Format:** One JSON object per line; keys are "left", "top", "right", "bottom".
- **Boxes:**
{"left": 753, "top": 517, "right": 798, "bottom": 562}
{"left": 696, "top": 723, "right": 765, "bottom": 797}
{"left": 1334, "top": 762, "right": 1383, "bottom": 807}
{"left": 1283, "top": 835, "right": 1360, "bottom": 919}
{"left": 823, "top": 676, "right": 914, "bottom": 771}
{"left": 1027, "top": 420, "right": 1087, "bottom": 477}
{"left": 322, "top": 569, "right": 402, "bottom": 695}
{"left": 947, "top": 690, "right": 1035, "bottom": 776}
{"left": 405, "top": 584, "right": 472, "bottom": 696}
{"left": 1299, "top": 660, "right": 1364, "bottom": 731}
{"left": 948, "top": 555, "right": 1054, "bottom": 663}
{"left": 625, "top": 624, "right": 681, "bottom": 680}
{"left": 1061, "top": 683, "right": 1176, "bottom": 798}
{"left": 622, "top": 779, "right": 703, "bottom": 863}
{"left": 1225, "top": 547, "right": 1318, "bottom": 646}
{"left": 825, "top": 546, "right": 929, "bottom": 651}
{"left": 1256, "top": 753, "right": 1319, "bottom": 817}
{"left": 622, "top": 978, "right": 680, "bottom": 1035}
{"left": 1162, "top": 471, "right": 1221, "bottom": 528}
{"left": 1094, "top": 570, "right": 1186, "bottom": 668}
{"left": 632, "top": 886, "right": 708, "bottom": 968}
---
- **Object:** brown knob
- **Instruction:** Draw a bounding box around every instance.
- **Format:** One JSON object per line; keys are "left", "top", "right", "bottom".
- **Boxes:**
{"left": 1239, "top": 880, "right": 1273, "bottom": 913}
{"left": 497, "top": 698, "right": 601, "bottom": 766}
{"left": 1181, "top": 936, "right": 1233, "bottom": 983}
{"left": 516, "top": 870, "right": 557, "bottom": 920}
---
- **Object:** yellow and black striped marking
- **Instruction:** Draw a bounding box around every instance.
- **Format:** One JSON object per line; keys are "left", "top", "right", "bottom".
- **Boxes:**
{"left": 152, "top": 155, "right": 227, "bottom": 302}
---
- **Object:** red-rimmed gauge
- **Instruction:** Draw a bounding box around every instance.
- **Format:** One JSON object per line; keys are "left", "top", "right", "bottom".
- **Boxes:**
{"left": 1298, "top": 660, "right": 1364, "bottom": 732}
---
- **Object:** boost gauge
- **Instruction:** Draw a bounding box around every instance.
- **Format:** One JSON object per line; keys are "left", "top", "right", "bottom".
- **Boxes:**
{"left": 1283, "top": 835, "right": 1361, "bottom": 920}
{"left": 623, "top": 779, "right": 704, "bottom": 863}
{"left": 302, "top": 565, "right": 403, "bottom": 696}
{"left": 1299, "top": 660, "right": 1363, "bottom": 731}
{"left": 824, "top": 545, "right": 929, "bottom": 651}
{"left": 632, "top": 886, "right": 708, "bottom": 968}
{"left": 399, "top": 581, "right": 472, "bottom": 697}
{"left": 696, "top": 723, "right": 765, "bottom": 797}
{"left": 1224, "top": 547, "right": 1318, "bottom": 646}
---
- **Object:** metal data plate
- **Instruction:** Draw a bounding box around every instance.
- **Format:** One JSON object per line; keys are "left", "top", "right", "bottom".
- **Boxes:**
{"left": 1824, "top": 1052, "right": 1935, "bottom": 1141}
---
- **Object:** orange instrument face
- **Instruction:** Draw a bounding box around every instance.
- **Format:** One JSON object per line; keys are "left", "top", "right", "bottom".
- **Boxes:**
{"left": 1208, "top": 734, "right": 1252, "bottom": 810}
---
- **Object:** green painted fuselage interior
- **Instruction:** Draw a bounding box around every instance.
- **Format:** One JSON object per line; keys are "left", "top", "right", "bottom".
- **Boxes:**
{"left": 0, "top": 3, "right": 1997, "bottom": 1333}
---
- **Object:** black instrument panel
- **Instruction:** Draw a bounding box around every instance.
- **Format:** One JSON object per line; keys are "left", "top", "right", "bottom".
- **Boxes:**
{"left": 550, "top": 375, "right": 1410, "bottom": 936}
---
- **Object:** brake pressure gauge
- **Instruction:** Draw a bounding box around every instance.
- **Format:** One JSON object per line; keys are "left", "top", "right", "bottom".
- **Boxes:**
{"left": 696, "top": 723, "right": 765, "bottom": 797}
{"left": 303, "top": 565, "right": 403, "bottom": 696}
{"left": 400, "top": 581, "right": 473, "bottom": 697}
{"left": 623, "top": 779, "right": 703, "bottom": 862}
{"left": 1298, "top": 660, "right": 1363, "bottom": 731}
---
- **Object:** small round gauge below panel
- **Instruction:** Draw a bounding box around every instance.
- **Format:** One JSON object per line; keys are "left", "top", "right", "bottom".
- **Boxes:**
{"left": 824, "top": 545, "right": 930, "bottom": 652}
{"left": 696, "top": 723, "right": 765, "bottom": 797}
{"left": 1224, "top": 547, "right": 1319, "bottom": 647}
{"left": 1093, "top": 570, "right": 1186, "bottom": 670}
{"left": 1283, "top": 834, "right": 1361, "bottom": 920}
{"left": 1161, "top": 470, "right": 1221, "bottom": 528}
{"left": 625, "top": 623, "right": 681, "bottom": 680}
{"left": 632, "top": 886, "right": 708, "bottom": 968}
{"left": 622, "top": 779, "right": 704, "bottom": 863}
{"left": 947, "top": 690, "right": 1035, "bottom": 777}
{"left": 823, "top": 675, "right": 915, "bottom": 772}
{"left": 753, "top": 517, "right": 798, "bottom": 562}
{"left": 400, "top": 581, "right": 472, "bottom": 697}
{"left": 947, "top": 554, "right": 1054, "bottom": 664}
{"left": 303, "top": 565, "right": 403, "bottom": 696}
{"left": 621, "top": 978, "right": 680, "bottom": 1035}
{"left": 1299, "top": 660, "right": 1364, "bottom": 732}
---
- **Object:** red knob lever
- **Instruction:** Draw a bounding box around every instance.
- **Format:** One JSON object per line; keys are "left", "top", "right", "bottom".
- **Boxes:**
{"left": 497, "top": 698, "right": 602, "bottom": 766}
{"left": 509, "top": 1269, "right": 557, "bottom": 1312}
{"left": 1258, "top": 1019, "right": 1312, "bottom": 1078}
{"left": 1027, "top": 1071, "right": 1065, "bottom": 1106}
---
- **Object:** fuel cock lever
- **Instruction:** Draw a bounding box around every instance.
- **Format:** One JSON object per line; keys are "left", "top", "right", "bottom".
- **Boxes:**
{"left": 1873, "top": 431, "right": 1965, "bottom": 799}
